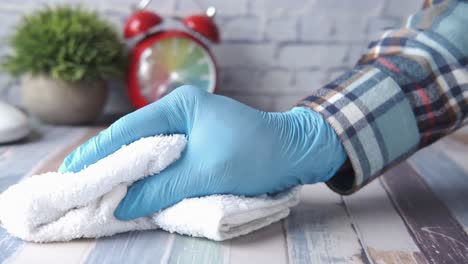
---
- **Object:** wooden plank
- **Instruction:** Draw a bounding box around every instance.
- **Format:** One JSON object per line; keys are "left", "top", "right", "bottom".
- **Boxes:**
{"left": 0, "top": 126, "right": 84, "bottom": 192}
{"left": 166, "top": 235, "right": 227, "bottom": 264}
{"left": 4, "top": 128, "right": 102, "bottom": 264}
{"left": 436, "top": 137, "right": 468, "bottom": 172}
{"left": 382, "top": 162, "right": 468, "bottom": 264}
{"left": 84, "top": 230, "right": 172, "bottom": 264}
{"left": 408, "top": 141, "right": 468, "bottom": 231}
{"left": 343, "top": 180, "right": 427, "bottom": 263}
{"left": 5, "top": 240, "right": 95, "bottom": 264}
{"left": 23, "top": 127, "right": 102, "bottom": 174}
{"left": 286, "top": 184, "right": 364, "bottom": 264}
{"left": 228, "top": 221, "right": 288, "bottom": 264}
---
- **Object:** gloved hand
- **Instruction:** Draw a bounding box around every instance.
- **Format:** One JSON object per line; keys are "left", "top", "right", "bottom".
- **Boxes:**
{"left": 59, "top": 85, "right": 347, "bottom": 220}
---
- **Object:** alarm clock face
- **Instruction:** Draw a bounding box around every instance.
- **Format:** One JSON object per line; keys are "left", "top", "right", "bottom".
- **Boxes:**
{"left": 137, "top": 35, "right": 216, "bottom": 102}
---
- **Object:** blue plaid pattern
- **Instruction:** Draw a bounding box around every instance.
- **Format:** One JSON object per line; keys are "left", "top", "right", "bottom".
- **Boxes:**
{"left": 298, "top": 0, "right": 468, "bottom": 194}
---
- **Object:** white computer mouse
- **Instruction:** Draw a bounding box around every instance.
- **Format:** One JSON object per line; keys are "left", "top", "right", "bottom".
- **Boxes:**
{"left": 0, "top": 101, "right": 30, "bottom": 144}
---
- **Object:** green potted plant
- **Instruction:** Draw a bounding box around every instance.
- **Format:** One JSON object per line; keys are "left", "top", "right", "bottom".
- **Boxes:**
{"left": 2, "top": 6, "right": 127, "bottom": 125}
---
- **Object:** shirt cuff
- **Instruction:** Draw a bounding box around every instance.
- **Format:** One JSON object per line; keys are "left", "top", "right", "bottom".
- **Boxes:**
{"left": 297, "top": 65, "right": 420, "bottom": 194}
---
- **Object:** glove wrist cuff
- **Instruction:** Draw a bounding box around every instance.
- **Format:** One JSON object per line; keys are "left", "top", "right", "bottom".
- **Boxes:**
{"left": 286, "top": 106, "right": 348, "bottom": 184}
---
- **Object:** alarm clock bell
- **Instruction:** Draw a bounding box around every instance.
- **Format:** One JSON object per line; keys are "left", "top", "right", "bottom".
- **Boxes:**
{"left": 124, "top": 0, "right": 220, "bottom": 109}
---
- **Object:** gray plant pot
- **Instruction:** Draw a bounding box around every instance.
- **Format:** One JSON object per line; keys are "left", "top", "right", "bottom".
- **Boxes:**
{"left": 21, "top": 75, "right": 108, "bottom": 125}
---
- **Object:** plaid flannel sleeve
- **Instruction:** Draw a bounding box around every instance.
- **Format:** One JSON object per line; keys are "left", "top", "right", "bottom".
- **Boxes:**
{"left": 297, "top": 0, "right": 468, "bottom": 194}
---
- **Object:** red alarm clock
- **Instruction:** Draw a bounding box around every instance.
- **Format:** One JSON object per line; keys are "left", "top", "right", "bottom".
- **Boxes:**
{"left": 124, "top": 0, "right": 220, "bottom": 109}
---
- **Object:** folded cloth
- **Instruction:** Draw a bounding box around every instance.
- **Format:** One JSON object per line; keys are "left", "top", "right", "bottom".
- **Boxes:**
{"left": 0, "top": 135, "right": 299, "bottom": 242}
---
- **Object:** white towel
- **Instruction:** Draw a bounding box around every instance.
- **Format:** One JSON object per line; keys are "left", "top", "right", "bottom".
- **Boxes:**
{"left": 0, "top": 135, "right": 299, "bottom": 242}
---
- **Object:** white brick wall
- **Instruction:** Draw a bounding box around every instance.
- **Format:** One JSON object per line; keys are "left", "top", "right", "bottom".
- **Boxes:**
{"left": 0, "top": 0, "right": 421, "bottom": 114}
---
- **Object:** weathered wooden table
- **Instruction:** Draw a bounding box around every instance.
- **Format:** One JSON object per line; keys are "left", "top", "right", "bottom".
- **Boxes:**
{"left": 1, "top": 126, "right": 467, "bottom": 264}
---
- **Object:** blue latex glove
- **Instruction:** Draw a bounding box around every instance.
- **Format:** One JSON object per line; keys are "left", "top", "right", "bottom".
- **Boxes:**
{"left": 59, "top": 85, "right": 347, "bottom": 220}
